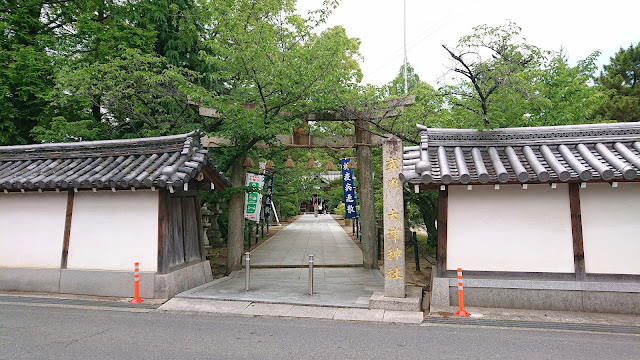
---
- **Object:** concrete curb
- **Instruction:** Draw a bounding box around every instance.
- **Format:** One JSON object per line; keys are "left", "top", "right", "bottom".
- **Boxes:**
{"left": 158, "top": 298, "right": 424, "bottom": 324}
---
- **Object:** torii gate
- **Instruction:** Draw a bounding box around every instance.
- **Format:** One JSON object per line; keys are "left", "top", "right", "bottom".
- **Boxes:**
{"left": 199, "top": 97, "right": 414, "bottom": 272}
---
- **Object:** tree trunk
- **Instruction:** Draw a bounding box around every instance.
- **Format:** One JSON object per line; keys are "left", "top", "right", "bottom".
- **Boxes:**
{"left": 226, "top": 156, "right": 246, "bottom": 274}
{"left": 92, "top": 97, "right": 102, "bottom": 123}
{"left": 356, "top": 119, "right": 377, "bottom": 269}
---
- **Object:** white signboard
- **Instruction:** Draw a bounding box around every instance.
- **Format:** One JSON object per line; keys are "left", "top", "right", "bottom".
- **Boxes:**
{"left": 244, "top": 173, "right": 265, "bottom": 222}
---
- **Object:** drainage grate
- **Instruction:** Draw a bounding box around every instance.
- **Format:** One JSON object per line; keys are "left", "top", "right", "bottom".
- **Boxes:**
{"left": 423, "top": 317, "right": 640, "bottom": 335}
{"left": 0, "top": 295, "right": 160, "bottom": 309}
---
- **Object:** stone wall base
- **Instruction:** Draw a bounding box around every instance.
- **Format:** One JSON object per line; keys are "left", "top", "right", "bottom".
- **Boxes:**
{"left": 0, "top": 261, "right": 213, "bottom": 300}
{"left": 369, "top": 286, "right": 423, "bottom": 312}
{"left": 154, "top": 261, "right": 213, "bottom": 299}
{"left": 430, "top": 268, "right": 640, "bottom": 315}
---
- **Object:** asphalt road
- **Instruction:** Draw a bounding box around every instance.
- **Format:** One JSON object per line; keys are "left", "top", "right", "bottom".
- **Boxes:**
{"left": 1, "top": 304, "right": 638, "bottom": 360}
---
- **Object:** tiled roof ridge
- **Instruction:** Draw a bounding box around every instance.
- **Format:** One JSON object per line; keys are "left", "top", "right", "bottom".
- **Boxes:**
{"left": 0, "top": 130, "right": 231, "bottom": 190}
{"left": 421, "top": 122, "right": 640, "bottom": 147}
{"left": 402, "top": 122, "right": 640, "bottom": 186}
{"left": 0, "top": 130, "right": 201, "bottom": 161}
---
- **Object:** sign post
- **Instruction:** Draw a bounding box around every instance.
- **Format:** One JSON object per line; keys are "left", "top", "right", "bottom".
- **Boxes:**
{"left": 244, "top": 173, "right": 265, "bottom": 222}
{"left": 340, "top": 159, "right": 358, "bottom": 219}
{"left": 264, "top": 174, "right": 274, "bottom": 234}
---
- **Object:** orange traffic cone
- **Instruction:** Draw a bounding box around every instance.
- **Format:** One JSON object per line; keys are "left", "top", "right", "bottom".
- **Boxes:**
{"left": 130, "top": 262, "right": 144, "bottom": 303}
{"left": 455, "top": 268, "right": 469, "bottom": 316}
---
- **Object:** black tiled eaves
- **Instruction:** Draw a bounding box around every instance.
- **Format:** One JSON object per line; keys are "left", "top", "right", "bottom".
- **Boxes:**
{"left": 401, "top": 122, "right": 640, "bottom": 185}
{"left": 0, "top": 131, "right": 230, "bottom": 191}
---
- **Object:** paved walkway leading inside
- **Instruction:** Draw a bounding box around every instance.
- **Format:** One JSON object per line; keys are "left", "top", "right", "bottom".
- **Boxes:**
{"left": 175, "top": 214, "right": 383, "bottom": 308}
{"left": 249, "top": 214, "right": 363, "bottom": 267}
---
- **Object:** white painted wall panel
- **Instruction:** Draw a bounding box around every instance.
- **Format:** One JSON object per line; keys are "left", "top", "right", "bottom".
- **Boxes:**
{"left": 447, "top": 184, "right": 574, "bottom": 273}
{"left": 66, "top": 190, "right": 158, "bottom": 272}
{"left": 0, "top": 192, "right": 68, "bottom": 268}
{"left": 581, "top": 182, "right": 640, "bottom": 275}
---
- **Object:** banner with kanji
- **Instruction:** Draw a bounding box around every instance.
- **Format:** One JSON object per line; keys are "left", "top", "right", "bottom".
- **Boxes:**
{"left": 264, "top": 174, "right": 274, "bottom": 222}
{"left": 340, "top": 158, "right": 357, "bottom": 219}
{"left": 244, "top": 173, "right": 265, "bottom": 222}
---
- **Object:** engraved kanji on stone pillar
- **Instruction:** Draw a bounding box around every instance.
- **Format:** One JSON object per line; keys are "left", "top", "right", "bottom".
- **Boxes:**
{"left": 382, "top": 136, "right": 405, "bottom": 298}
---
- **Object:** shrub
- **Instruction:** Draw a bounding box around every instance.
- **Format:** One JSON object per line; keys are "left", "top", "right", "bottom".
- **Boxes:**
{"left": 334, "top": 202, "right": 345, "bottom": 217}
{"left": 280, "top": 201, "right": 298, "bottom": 219}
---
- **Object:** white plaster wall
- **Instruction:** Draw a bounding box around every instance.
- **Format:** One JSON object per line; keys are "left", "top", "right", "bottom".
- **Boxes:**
{"left": 447, "top": 184, "right": 574, "bottom": 273}
{"left": 66, "top": 190, "right": 158, "bottom": 272}
{"left": 0, "top": 192, "right": 68, "bottom": 268}
{"left": 580, "top": 182, "right": 640, "bottom": 275}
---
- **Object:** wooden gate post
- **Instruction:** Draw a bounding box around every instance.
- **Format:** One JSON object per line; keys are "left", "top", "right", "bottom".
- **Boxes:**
{"left": 356, "top": 119, "right": 378, "bottom": 269}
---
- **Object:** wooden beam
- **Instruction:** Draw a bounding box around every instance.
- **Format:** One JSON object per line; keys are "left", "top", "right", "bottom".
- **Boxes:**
{"left": 436, "top": 186, "right": 448, "bottom": 278}
{"left": 194, "top": 96, "right": 414, "bottom": 121}
{"left": 201, "top": 134, "right": 387, "bottom": 149}
{"left": 157, "top": 189, "right": 170, "bottom": 274}
{"left": 568, "top": 183, "right": 586, "bottom": 280}
{"left": 60, "top": 190, "right": 74, "bottom": 269}
{"left": 201, "top": 166, "right": 228, "bottom": 190}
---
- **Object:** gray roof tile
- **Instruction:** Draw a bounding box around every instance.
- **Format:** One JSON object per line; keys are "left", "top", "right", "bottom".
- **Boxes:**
{"left": 402, "top": 122, "right": 640, "bottom": 185}
{"left": 0, "top": 131, "right": 230, "bottom": 191}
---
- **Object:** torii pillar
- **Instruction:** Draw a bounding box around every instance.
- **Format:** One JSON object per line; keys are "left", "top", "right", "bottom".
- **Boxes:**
{"left": 355, "top": 119, "right": 377, "bottom": 269}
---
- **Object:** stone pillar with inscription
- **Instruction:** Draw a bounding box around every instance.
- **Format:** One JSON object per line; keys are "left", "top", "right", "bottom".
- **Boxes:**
{"left": 382, "top": 136, "right": 406, "bottom": 298}
{"left": 369, "top": 136, "right": 422, "bottom": 313}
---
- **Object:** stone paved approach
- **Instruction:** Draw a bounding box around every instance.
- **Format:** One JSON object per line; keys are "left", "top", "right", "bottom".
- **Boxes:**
{"left": 174, "top": 214, "right": 385, "bottom": 309}
{"left": 176, "top": 268, "right": 384, "bottom": 308}
{"left": 249, "top": 214, "right": 363, "bottom": 267}
{"left": 166, "top": 214, "right": 427, "bottom": 323}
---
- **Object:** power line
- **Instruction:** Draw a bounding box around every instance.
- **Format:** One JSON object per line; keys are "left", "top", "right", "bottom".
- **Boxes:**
{"left": 367, "top": 12, "right": 452, "bottom": 78}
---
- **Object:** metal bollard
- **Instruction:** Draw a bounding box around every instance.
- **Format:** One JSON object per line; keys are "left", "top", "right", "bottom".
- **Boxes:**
{"left": 308, "top": 254, "right": 314, "bottom": 296}
{"left": 245, "top": 252, "right": 251, "bottom": 291}
{"left": 412, "top": 231, "right": 420, "bottom": 271}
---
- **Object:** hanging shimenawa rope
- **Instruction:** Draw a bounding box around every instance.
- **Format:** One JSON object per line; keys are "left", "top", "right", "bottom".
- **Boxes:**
{"left": 326, "top": 158, "right": 335, "bottom": 171}
{"left": 285, "top": 150, "right": 295, "bottom": 168}
{"left": 243, "top": 156, "right": 255, "bottom": 168}
{"left": 306, "top": 154, "right": 316, "bottom": 169}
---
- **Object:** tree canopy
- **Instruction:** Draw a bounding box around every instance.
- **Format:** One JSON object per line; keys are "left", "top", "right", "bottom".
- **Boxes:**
{"left": 438, "top": 22, "right": 608, "bottom": 129}
{"left": 597, "top": 42, "right": 640, "bottom": 122}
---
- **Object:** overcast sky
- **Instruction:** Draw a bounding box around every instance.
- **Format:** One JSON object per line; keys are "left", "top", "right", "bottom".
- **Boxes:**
{"left": 296, "top": 0, "right": 640, "bottom": 87}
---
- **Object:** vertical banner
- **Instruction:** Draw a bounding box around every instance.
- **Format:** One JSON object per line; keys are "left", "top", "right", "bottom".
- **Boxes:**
{"left": 382, "top": 137, "right": 405, "bottom": 298}
{"left": 340, "top": 158, "right": 357, "bottom": 219}
{"left": 264, "top": 174, "right": 274, "bottom": 222}
{"left": 244, "top": 173, "right": 265, "bottom": 222}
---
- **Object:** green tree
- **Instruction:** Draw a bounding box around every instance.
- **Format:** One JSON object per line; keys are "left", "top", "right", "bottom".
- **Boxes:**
{"left": 441, "top": 21, "right": 546, "bottom": 128}
{"left": 597, "top": 43, "right": 640, "bottom": 122}
{"left": 385, "top": 62, "right": 422, "bottom": 97}
{"left": 0, "top": 2, "right": 57, "bottom": 145}
{"left": 530, "top": 51, "right": 608, "bottom": 126}
{"left": 201, "top": 0, "right": 362, "bottom": 273}
{"left": 28, "top": 0, "right": 217, "bottom": 141}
